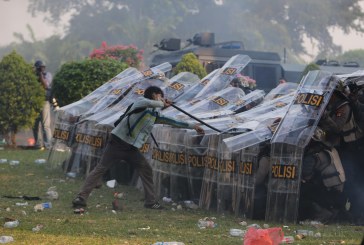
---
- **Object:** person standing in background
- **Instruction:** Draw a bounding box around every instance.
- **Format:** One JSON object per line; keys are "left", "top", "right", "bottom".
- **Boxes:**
{"left": 33, "top": 60, "right": 53, "bottom": 150}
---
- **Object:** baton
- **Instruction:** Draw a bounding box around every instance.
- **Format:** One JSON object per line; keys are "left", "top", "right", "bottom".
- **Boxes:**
{"left": 170, "top": 103, "right": 222, "bottom": 133}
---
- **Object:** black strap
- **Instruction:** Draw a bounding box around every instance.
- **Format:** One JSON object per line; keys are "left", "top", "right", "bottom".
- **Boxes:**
{"left": 114, "top": 103, "right": 134, "bottom": 127}
{"left": 150, "top": 133, "right": 159, "bottom": 148}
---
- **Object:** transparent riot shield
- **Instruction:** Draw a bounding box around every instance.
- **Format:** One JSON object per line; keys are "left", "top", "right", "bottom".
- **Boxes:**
{"left": 263, "top": 82, "right": 298, "bottom": 102}
{"left": 151, "top": 126, "right": 190, "bottom": 201}
{"left": 47, "top": 118, "right": 73, "bottom": 170}
{"left": 87, "top": 75, "right": 170, "bottom": 126}
{"left": 173, "top": 69, "right": 220, "bottom": 103}
{"left": 187, "top": 89, "right": 265, "bottom": 121}
{"left": 48, "top": 67, "right": 140, "bottom": 170}
{"left": 69, "top": 75, "right": 169, "bottom": 178}
{"left": 59, "top": 67, "right": 139, "bottom": 117}
{"left": 266, "top": 70, "right": 338, "bottom": 223}
{"left": 185, "top": 130, "right": 209, "bottom": 204}
{"left": 83, "top": 76, "right": 173, "bottom": 181}
{"left": 216, "top": 133, "right": 240, "bottom": 214}
{"left": 199, "top": 133, "right": 220, "bottom": 210}
{"left": 95, "top": 70, "right": 199, "bottom": 128}
{"left": 82, "top": 62, "right": 172, "bottom": 118}
{"left": 63, "top": 121, "right": 109, "bottom": 176}
{"left": 62, "top": 64, "right": 172, "bottom": 177}
{"left": 220, "top": 108, "right": 291, "bottom": 219}
{"left": 195, "top": 55, "right": 251, "bottom": 98}
{"left": 201, "top": 92, "right": 294, "bottom": 136}
{"left": 163, "top": 55, "right": 251, "bottom": 118}
{"left": 150, "top": 125, "right": 173, "bottom": 198}
{"left": 174, "top": 87, "right": 246, "bottom": 120}
{"left": 164, "top": 72, "right": 200, "bottom": 101}
{"left": 223, "top": 107, "right": 289, "bottom": 152}
{"left": 162, "top": 69, "right": 220, "bottom": 117}
{"left": 235, "top": 144, "right": 260, "bottom": 218}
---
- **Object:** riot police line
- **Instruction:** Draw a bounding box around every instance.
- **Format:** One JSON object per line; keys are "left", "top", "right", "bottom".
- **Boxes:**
{"left": 47, "top": 55, "right": 364, "bottom": 224}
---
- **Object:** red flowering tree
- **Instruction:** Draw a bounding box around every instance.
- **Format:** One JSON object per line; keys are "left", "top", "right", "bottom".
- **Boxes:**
{"left": 90, "top": 41, "right": 143, "bottom": 68}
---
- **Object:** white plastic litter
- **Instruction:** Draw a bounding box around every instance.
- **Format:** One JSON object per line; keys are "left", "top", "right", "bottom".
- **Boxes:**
{"left": 106, "top": 179, "right": 117, "bottom": 188}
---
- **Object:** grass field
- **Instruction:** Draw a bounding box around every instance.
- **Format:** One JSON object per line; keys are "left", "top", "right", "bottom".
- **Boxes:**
{"left": 0, "top": 149, "right": 363, "bottom": 245}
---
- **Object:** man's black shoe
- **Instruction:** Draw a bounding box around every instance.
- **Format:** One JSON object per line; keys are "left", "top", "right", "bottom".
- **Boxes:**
{"left": 72, "top": 196, "right": 87, "bottom": 208}
{"left": 144, "top": 202, "right": 164, "bottom": 210}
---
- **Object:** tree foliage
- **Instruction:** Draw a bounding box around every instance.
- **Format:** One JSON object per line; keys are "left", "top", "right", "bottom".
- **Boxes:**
{"left": 26, "top": 0, "right": 364, "bottom": 63}
{"left": 28, "top": 0, "right": 195, "bottom": 55}
{"left": 301, "top": 63, "right": 320, "bottom": 78}
{"left": 6, "top": 0, "right": 361, "bottom": 69}
{"left": 52, "top": 58, "right": 128, "bottom": 106}
{"left": 0, "top": 51, "right": 44, "bottom": 146}
{"left": 173, "top": 53, "right": 207, "bottom": 79}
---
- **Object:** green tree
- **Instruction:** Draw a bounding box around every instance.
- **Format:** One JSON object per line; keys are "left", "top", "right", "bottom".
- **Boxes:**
{"left": 20, "top": 0, "right": 364, "bottom": 66}
{"left": 0, "top": 51, "right": 44, "bottom": 147}
{"left": 173, "top": 53, "right": 207, "bottom": 79}
{"left": 28, "top": 0, "right": 195, "bottom": 55}
{"left": 301, "top": 63, "right": 320, "bottom": 78}
{"left": 176, "top": 0, "right": 364, "bottom": 60}
{"left": 52, "top": 58, "right": 128, "bottom": 106}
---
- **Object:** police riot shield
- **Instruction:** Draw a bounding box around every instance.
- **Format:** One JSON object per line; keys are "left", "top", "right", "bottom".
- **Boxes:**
{"left": 187, "top": 89, "right": 264, "bottom": 121}
{"left": 235, "top": 144, "right": 260, "bottom": 218}
{"left": 82, "top": 62, "right": 172, "bottom": 118}
{"left": 65, "top": 122, "right": 109, "bottom": 176}
{"left": 48, "top": 67, "right": 140, "bottom": 170}
{"left": 73, "top": 74, "right": 170, "bottom": 177}
{"left": 216, "top": 133, "right": 240, "bottom": 213}
{"left": 96, "top": 71, "right": 199, "bottom": 128}
{"left": 164, "top": 72, "right": 200, "bottom": 101}
{"left": 221, "top": 106, "right": 292, "bottom": 218}
{"left": 223, "top": 107, "right": 289, "bottom": 152}
{"left": 181, "top": 88, "right": 265, "bottom": 122}
{"left": 62, "top": 64, "right": 172, "bottom": 177}
{"left": 199, "top": 133, "right": 220, "bottom": 210}
{"left": 88, "top": 74, "right": 170, "bottom": 126}
{"left": 174, "top": 87, "right": 247, "bottom": 120}
{"left": 59, "top": 67, "right": 139, "bottom": 117}
{"left": 231, "top": 92, "right": 295, "bottom": 125}
{"left": 201, "top": 92, "right": 294, "bottom": 135}
{"left": 266, "top": 70, "right": 338, "bottom": 223}
{"left": 173, "top": 69, "right": 220, "bottom": 104}
{"left": 164, "top": 55, "right": 251, "bottom": 118}
{"left": 195, "top": 55, "right": 251, "bottom": 98}
{"left": 148, "top": 125, "right": 168, "bottom": 198}
{"left": 263, "top": 82, "right": 298, "bottom": 102}
{"left": 337, "top": 69, "right": 364, "bottom": 80}
{"left": 185, "top": 130, "right": 209, "bottom": 204}
{"left": 150, "top": 125, "right": 190, "bottom": 201}
{"left": 162, "top": 69, "right": 220, "bottom": 117}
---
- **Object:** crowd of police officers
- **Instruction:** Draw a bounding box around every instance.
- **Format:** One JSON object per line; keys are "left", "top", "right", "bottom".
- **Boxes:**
{"left": 254, "top": 81, "right": 364, "bottom": 224}
{"left": 53, "top": 64, "right": 364, "bottom": 224}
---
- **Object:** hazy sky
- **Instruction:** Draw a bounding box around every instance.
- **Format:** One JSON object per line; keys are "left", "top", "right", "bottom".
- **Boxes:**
{"left": 0, "top": 0, "right": 363, "bottom": 54}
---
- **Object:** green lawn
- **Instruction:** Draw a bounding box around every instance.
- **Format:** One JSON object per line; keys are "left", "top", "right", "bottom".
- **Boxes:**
{"left": 0, "top": 149, "right": 363, "bottom": 245}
